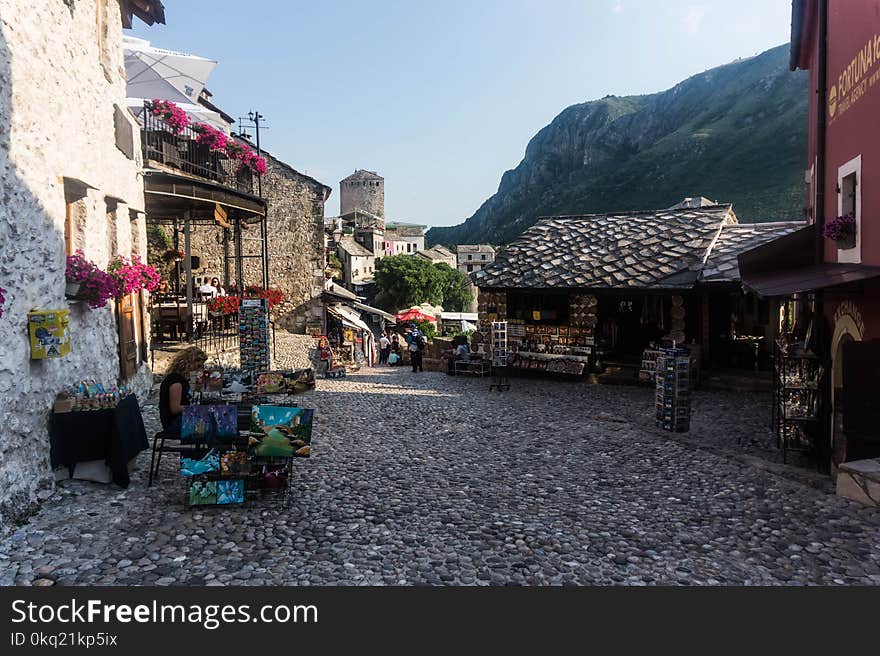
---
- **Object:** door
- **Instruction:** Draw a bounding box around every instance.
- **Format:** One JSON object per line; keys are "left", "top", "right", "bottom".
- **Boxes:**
{"left": 118, "top": 294, "right": 138, "bottom": 380}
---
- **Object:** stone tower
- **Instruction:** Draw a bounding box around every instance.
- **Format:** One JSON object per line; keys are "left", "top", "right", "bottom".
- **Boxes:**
{"left": 340, "top": 169, "right": 384, "bottom": 225}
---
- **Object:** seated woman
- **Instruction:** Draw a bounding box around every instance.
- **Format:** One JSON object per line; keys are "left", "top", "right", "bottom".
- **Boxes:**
{"left": 159, "top": 346, "right": 208, "bottom": 433}
{"left": 210, "top": 277, "right": 226, "bottom": 297}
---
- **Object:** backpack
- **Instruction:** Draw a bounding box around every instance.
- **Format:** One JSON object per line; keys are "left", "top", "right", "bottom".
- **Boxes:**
{"left": 418, "top": 335, "right": 428, "bottom": 350}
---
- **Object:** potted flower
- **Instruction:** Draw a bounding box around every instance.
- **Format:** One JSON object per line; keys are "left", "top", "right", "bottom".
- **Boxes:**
{"left": 824, "top": 214, "right": 856, "bottom": 249}
{"left": 107, "top": 255, "right": 161, "bottom": 295}
{"left": 162, "top": 249, "right": 185, "bottom": 263}
{"left": 191, "top": 123, "right": 228, "bottom": 152}
{"left": 0, "top": 285, "right": 6, "bottom": 320}
{"left": 65, "top": 250, "right": 95, "bottom": 299}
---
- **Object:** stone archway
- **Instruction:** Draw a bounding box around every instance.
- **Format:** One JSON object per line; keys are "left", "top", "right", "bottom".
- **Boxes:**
{"left": 830, "top": 302, "right": 864, "bottom": 464}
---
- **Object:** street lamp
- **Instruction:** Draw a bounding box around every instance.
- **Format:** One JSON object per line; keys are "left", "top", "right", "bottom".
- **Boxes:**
{"left": 332, "top": 227, "right": 343, "bottom": 245}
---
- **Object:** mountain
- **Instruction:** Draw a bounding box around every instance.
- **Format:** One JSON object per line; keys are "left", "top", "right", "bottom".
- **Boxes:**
{"left": 427, "top": 44, "right": 807, "bottom": 246}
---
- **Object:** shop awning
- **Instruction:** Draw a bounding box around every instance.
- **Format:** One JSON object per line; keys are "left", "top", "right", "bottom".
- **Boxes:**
{"left": 352, "top": 301, "right": 396, "bottom": 322}
{"left": 742, "top": 264, "right": 880, "bottom": 297}
{"left": 739, "top": 224, "right": 880, "bottom": 296}
{"left": 328, "top": 305, "right": 373, "bottom": 334}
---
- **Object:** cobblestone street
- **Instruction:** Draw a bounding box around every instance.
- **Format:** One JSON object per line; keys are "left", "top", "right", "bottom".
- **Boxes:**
{"left": 3, "top": 364, "right": 880, "bottom": 586}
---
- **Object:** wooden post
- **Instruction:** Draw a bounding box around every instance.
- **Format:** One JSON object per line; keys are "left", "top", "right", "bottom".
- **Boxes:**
{"left": 184, "top": 211, "right": 194, "bottom": 342}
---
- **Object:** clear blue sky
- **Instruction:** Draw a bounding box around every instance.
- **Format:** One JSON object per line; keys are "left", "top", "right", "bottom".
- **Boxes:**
{"left": 130, "top": 0, "right": 792, "bottom": 227}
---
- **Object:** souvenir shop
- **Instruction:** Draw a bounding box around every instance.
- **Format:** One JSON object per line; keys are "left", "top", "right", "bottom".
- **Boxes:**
{"left": 325, "top": 304, "right": 376, "bottom": 368}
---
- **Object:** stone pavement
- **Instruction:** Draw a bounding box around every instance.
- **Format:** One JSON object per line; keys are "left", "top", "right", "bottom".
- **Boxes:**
{"left": 2, "top": 363, "right": 880, "bottom": 586}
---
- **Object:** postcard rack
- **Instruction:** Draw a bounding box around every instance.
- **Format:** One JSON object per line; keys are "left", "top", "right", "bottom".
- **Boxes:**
{"left": 489, "top": 321, "right": 510, "bottom": 391}
{"left": 655, "top": 346, "right": 691, "bottom": 432}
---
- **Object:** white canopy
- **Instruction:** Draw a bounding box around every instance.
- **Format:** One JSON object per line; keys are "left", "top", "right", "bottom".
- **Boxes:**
{"left": 124, "top": 36, "right": 217, "bottom": 105}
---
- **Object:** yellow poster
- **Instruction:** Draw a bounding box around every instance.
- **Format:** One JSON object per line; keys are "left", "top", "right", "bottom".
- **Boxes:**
{"left": 28, "top": 309, "right": 71, "bottom": 359}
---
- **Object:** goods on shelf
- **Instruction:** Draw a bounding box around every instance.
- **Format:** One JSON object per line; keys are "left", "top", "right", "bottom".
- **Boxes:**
{"left": 655, "top": 346, "right": 691, "bottom": 432}
{"left": 239, "top": 298, "right": 270, "bottom": 373}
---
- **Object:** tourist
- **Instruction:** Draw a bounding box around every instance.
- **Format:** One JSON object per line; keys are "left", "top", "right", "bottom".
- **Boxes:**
{"left": 389, "top": 334, "right": 401, "bottom": 366}
{"left": 406, "top": 323, "right": 425, "bottom": 373}
{"left": 378, "top": 332, "right": 391, "bottom": 365}
{"left": 159, "top": 346, "right": 208, "bottom": 434}
{"left": 157, "top": 279, "right": 171, "bottom": 295}
{"left": 198, "top": 279, "right": 218, "bottom": 298}
{"left": 210, "top": 277, "right": 226, "bottom": 296}
{"left": 319, "top": 338, "right": 333, "bottom": 374}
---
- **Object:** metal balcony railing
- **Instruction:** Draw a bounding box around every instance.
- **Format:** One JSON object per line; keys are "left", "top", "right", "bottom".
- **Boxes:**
{"left": 140, "top": 102, "right": 254, "bottom": 194}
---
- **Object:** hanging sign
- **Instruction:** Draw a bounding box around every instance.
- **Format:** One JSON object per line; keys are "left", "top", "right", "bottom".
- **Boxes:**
{"left": 214, "top": 204, "right": 230, "bottom": 229}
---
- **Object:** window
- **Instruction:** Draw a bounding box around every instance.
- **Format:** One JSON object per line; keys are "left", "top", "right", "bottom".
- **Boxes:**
{"left": 63, "top": 181, "right": 88, "bottom": 256}
{"left": 467, "top": 264, "right": 473, "bottom": 272}
{"left": 106, "top": 199, "right": 119, "bottom": 262}
{"left": 467, "top": 254, "right": 472, "bottom": 261}
{"left": 481, "top": 254, "right": 486, "bottom": 260}
{"left": 837, "top": 155, "right": 862, "bottom": 264}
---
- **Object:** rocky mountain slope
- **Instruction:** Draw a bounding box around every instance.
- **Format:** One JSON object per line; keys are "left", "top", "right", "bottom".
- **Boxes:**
{"left": 428, "top": 44, "right": 807, "bottom": 246}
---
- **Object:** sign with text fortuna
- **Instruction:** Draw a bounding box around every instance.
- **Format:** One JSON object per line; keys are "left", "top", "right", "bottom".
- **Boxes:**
{"left": 828, "top": 31, "right": 880, "bottom": 122}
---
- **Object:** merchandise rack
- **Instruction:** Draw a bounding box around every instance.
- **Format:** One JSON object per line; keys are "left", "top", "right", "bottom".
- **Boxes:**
{"left": 655, "top": 346, "right": 691, "bottom": 432}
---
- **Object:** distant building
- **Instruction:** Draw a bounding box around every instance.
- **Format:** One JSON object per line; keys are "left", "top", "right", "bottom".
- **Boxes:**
{"left": 340, "top": 169, "right": 384, "bottom": 222}
{"left": 456, "top": 244, "right": 496, "bottom": 274}
{"left": 337, "top": 236, "right": 376, "bottom": 286}
{"left": 385, "top": 223, "right": 426, "bottom": 254}
{"left": 416, "top": 245, "right": 456, "bottom": 269}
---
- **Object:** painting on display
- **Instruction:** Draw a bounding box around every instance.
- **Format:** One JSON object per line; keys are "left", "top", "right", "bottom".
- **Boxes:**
{"left": 180, "top": 450, "right": 220, "bottom": 477}
{"left": 181, "top": 406, "right": 212, "bottom": 443}
{"left": 250, "top": 405, "right": 314, "bottom": 457}
{"left": 188, "top": 480, "right": 217, "bottom": 505}
{"left": 216, "top": 479, "right": 245, "bottom": 505}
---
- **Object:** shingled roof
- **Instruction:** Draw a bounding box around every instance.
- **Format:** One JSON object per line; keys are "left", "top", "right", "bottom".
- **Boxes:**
{"left": 341, "top": 169, "right": 383, "bottom": 182}
{"left": 476, "top": 205, "right": 742, "bottom": 291}
{"left": 701, "top": 221, "right": 804, "bottom": 283}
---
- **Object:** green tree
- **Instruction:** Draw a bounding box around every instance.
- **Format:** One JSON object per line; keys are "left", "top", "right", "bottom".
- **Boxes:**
{"left": 373, "top": 255, "right": 472, "bottom": 312}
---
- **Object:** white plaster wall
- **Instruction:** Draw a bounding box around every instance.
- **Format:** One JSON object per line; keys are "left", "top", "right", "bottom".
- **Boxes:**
{"left": 0, "top": 0, "right": 149, "bottom": 525}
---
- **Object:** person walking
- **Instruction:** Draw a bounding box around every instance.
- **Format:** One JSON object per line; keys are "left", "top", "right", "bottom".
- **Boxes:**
{"left": 378, "top": 332, "right": 391, "bottom": 365}
{"left": 406, "top": 323, "right": 425, "bottom": 373}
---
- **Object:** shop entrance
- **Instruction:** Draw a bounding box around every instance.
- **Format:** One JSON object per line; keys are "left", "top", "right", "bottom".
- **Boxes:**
{"left": 597, "top": 294, "right": 665, "bottom": 363}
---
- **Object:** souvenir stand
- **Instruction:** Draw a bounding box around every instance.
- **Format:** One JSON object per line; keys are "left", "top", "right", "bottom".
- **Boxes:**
{"left": 502, "top": 293, "right": 597, "bottom": 377}
{"left": 655, "top": 345, "right": 691, "bottom": 432}
{"left": 150, "top": 363, "right": 317, "bottom": 504}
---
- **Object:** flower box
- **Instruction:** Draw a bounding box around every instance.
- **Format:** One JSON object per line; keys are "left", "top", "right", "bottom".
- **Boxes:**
{"left": 824, "top": 215, "right": 856, "bottom": 250}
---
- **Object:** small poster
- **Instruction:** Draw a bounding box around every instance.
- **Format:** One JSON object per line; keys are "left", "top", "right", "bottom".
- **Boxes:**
{"left": 28, "top": 309, "right": 71, "bottom": 359}
{"left": 188, "top": 480, "right": 217, "bottom": 505}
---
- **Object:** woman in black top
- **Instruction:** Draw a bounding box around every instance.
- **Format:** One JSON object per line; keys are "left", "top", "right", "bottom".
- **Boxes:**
{"left": 159, "top": 347, "right": 207, "bottom": 433}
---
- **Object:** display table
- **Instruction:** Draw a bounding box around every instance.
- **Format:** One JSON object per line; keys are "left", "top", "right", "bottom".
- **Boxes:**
{"left": 49, "top": 394, "right": 149, "bottom": 488}
{"left": 454, "top": 358, "right": 491, "bottom": 376}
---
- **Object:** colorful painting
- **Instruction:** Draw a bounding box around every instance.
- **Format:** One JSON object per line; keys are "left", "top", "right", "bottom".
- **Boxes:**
{"left": 209, "top": 404, "right": 238, "bottom": 438}
{"left": 250, "top": 405, "right": 314, "bottom": 457}
{"left": 181, "top": 405, "right": 212, "bottom": 443}
{"left": 220, "top": 451, "right": 249, "bottom": 475}
{"left": 180, "top": 450, "right": 220, "bottom": 477}
{"left": 216, "top": 479, "right": 245, "bottom": 505}
{"left": 188, "top": 480, "right": 217, "bottom": 505}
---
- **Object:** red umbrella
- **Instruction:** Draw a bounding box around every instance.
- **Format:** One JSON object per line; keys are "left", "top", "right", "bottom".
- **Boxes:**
{"left": 395, "top": 308, "right": 436, "bottom": 323}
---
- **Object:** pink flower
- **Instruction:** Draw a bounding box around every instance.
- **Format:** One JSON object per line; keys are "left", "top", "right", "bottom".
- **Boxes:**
{"left": 0, "top": 285, "right": 6, "bottom": 320}
{"left": 823, "top": 214, "right": 856, "bottom": 241}
{"left": 149, "top": 99, "right": 190, "bottom": 135}
{"left": 192, "top": 123, "right": 228, "bottom": 152}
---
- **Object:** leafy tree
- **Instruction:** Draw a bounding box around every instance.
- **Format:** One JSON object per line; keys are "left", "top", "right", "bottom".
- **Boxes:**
{"left": 373, "top": 255, "right": 472, "bottom": 312}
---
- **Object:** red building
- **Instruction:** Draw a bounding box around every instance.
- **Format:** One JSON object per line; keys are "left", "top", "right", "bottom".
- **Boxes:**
{"left": 741, "top": 0, "right": 880, "bottom": 469}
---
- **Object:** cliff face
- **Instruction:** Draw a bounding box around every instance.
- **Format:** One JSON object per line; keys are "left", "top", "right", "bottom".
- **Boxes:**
{"left": 428, "top": 44, "right": 807, "bottom": 246}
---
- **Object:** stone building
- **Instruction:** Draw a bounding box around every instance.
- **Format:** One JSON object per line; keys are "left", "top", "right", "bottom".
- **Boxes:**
{"left": 340, "top": 169, "right": 384, "bottom": 221}
{"left": 0, "top": 0, "right": 165, "bottom": 524}
{"left": 184, "top": 143, "right": 331, "bottom": 332}
{"left": 416, "top": 245, "right": 456, "bottom": 269}
{"left": 337, "top": 236, "right": 376, "bottom": 286}
{"left": 385, "top": 223, "right": 426, "bottom": 254}
{"left": 457, "top": 244, "right": 496, "bottom": 274}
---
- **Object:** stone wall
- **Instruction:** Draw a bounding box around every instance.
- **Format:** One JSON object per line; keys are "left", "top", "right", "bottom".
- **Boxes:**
{"left": 184, "top": 149, "right": 329, "bottom": 333}
{"left": 0, "top": 1, "right": 151, "bottom": 525}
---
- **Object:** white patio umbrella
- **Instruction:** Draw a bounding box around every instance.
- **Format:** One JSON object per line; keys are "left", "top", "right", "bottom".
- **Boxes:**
{"left": 124, "top": 36, "right": 217, "bottom": 105}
